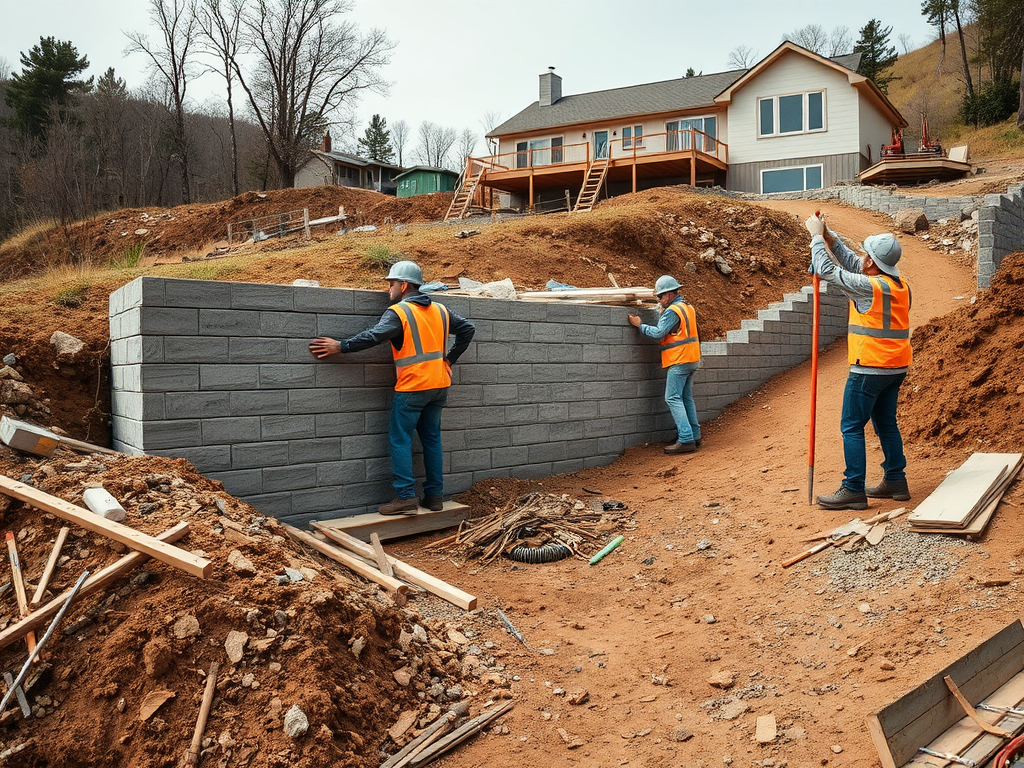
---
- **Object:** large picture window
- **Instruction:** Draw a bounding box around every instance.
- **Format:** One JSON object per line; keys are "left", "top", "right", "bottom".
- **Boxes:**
{"left": 516, "top": 136, "right": 564, "bottom": 167}
{"left": 757, "top": 91, "right": 826, "bottom": 137}
{"left": 622, "top": 125, "right": 644, "bottom": 150}
{"left": 666, "top": 116, "right": 717, "bottom": 152}
{"left": 760, "top": 164, "right": 824, "bottom": 193}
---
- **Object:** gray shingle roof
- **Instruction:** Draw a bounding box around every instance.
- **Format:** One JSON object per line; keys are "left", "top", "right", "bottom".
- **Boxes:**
{"left": 490, "top": 53, "right": 865, "bottom": 137}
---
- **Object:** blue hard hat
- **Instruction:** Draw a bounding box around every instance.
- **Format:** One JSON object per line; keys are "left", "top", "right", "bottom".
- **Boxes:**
{"left": 654, "top": 275, "right": 681, "bottom": 295}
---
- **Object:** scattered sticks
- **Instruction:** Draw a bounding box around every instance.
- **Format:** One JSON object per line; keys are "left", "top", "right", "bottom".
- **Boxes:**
{"left": 183, "top": 662, "right": 221, "bottom": 768}
{"left": 30, "top": 526, "right": 69, "bottom": 609}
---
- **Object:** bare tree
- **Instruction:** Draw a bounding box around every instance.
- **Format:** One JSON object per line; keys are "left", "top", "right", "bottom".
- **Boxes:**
{"left": 197, "top": 0, "right": 244, "bottom": 196}
{"left": 125, "top": 0, "right": 201, "bottom": 204}
{"left": 391, "top": 118, "right": 410, "bottom": 166}
{"left": 783, "top": 24, "right": 829, "bottom": 54}
{"left": 455, "top": 127, "right": 477, "bottom": 173}
{"left": 727, "top": 45, "right": 758, "bottom": 69}
{"left": 480, "top": 110, "right": 504, "bottom": 156}
{"left": 898, "top": 32, "right": 915, "bottom": 54}
{"left": 230, "top": 0, "right": 393, "bottom": 187}
{"left": 829, "top": 26, "right": 852, "bottom": 56}
{"left": 950, "top": 0, "right": 975, "bottom": 99}
{"left": 416, "top": 121, "right": 456, "bottom": 169}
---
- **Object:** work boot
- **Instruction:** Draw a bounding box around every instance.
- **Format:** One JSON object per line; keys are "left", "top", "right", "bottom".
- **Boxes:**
{"left": 664, "top": 441, "right": 697, "bottom": 455}
{"left": 420, "top": 495, "right": 444, "bottom": 512}
{"left": 695, "top": 439, "right": 703, "bottom": 449}
{"left": 816, "top": 487, "right": 868, "bottom": 511}
{"left": 378, "top": 497, "right": 419, "bottom": 516}
{"left": 865, "top": 478, "right": 911, "bottom": 501}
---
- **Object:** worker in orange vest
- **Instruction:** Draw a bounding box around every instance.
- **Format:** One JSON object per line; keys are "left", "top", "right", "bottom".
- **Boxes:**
{"left": 310, "top": 261, "right": 475, "bottom": 515}
{"left": 805, "top": 216, "right": 912, "bottom": 511}
{"left": 628, "top": 275, "right": 702, "bottom": 455}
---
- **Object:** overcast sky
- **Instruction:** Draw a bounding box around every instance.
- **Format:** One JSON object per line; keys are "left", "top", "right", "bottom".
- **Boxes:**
{"left": 2, "top": 0, "right": 936, "bottom": 154}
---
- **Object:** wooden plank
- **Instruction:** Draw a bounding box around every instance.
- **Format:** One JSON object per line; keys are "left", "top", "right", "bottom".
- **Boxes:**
{"left": 283, "top": 525, "right": 409, "bottom": 602}
{"left": 370, "top": 533, "right": 394, "bottom": 578}
{"left": 30, "top": 527, "right": 69, "bottom": 609}
{"left": 5, "top": 532, "right": 36, "bottom": 656}
{"left": 909, "top": 460, "right": 1023, "bottom": 536}
{"left": 908, "top": 454, "right": 1021, "bottom": 527}
{"left": 0, "top": 475, "right": 212, "bottom": 579}
{"left": 311, "top": 522, "right": 477, "bottom": 611}
{"left": 316, "top": 501, "right": 471, "bottom": 543}
{"left": 867, "top": 620, "right": 1024, "bottom": 768}
{"left": 57, "top": 436, "right": 121, "bottom": 457}
{"left": 0, "top": 522, "right": 189, "bottom": 653}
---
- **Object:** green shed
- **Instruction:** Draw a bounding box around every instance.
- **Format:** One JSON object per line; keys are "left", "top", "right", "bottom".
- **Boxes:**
{"left": 394, "top": 166, "right": 459, "bottom": 198}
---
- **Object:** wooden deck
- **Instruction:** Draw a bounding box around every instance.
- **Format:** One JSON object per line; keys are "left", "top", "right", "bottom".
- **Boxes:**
{"left": 859, "top": 154, "right": 972, "bottom": 185}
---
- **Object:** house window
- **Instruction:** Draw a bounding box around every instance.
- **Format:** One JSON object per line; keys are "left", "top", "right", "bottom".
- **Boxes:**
{"left": 623, "top": 125, "right": 644, "bottom": 150}
{"left": 516, "top": 141, "right": 529, "bottom": 169}
{"left": 758, "top": 91, "right": 826, "bottom": 137}
{"left": 666, "top": 116, "right": 717, "bottom": 152}
{"left": 760, "top": 164, "right": 824, "bottom": 193}
{"left": 520, "top": 137, "right": 564, "bottom": 167}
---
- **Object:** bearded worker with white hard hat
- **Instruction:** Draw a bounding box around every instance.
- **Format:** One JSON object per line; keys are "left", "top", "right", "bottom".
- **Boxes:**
{"left": 627, "top": 275, "right": 702, "bottom": 455}
{"left": 310, "top": 261, "right": 475, "bottom": 515}
{"left": 805, "top": 215, "right": 912, "bottom": 511}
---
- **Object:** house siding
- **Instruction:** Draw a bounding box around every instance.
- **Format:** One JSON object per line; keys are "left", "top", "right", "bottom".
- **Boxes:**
{"left": 727, "top": 51, "right": 860, "bottom": 165}
{"left": 729, "top": 152, "right": 863, "bottom": 193}
{"left": 858, "top": 96, "right": 895, "bottom": 166}
{"left": 294, "top": 157, "right": 332, "bottom": 188}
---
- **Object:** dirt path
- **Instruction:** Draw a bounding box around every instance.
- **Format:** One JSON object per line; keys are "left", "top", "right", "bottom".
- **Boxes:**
{"left": 390, "top": 200, "right": 1021, "bottom": 767}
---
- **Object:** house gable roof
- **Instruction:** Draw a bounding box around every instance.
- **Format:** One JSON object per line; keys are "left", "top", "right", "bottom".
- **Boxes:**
{"left": 393, "top": 165, "right": 459, "bottom": 181}
{"left": 714, "top": 42, "right": 905, "bottom": 127}
{"left": 315, "top": 150, "right": 403, "bottom": 170}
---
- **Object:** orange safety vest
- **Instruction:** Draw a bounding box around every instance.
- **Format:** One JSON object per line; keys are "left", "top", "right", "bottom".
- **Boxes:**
{"left": 848, "top": 275, "right": 912, "bottom": 368}
{"left": 390, "top": 300, "right": 452, "bottom": 392}
{"left": 660, "top": 302, "right": 701, "bottom": 368}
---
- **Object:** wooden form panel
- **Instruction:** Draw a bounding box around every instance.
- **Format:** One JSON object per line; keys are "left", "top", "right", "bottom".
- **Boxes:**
{"left": 867, "top": 620, "right": 1024, "bottom": 768}
{"left": 316, "top": 501, "right": 470, "bottom": 543}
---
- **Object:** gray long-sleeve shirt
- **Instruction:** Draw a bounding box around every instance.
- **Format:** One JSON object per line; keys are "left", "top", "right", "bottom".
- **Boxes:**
{"left": 810, "top": 233, "right": 909, "bottom": 375}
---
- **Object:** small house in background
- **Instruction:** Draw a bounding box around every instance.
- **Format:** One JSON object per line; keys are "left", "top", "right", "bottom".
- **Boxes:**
{"left": 294, "top": 133, "right": 403, "bottom": 194}
{"left": 394, "top": 166, "right": 459, "bottom": 198}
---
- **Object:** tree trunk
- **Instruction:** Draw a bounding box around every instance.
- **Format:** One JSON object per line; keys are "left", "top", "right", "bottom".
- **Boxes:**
{"left": 226, "top": 75, "right": 239, "bottom": 197}
{"left": 1019, "top": 44, "right": 1024, "bottom": 130}
{"left": 953, "top": 5, "right": 974, "bottom": 99}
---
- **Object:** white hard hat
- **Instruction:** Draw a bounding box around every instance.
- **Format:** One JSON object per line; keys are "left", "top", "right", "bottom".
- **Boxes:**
{"left": 863, "top": 234, "right": 902, "bottom": 278}
{"left": 654, "top": 275, "right": 681, "bottom": 296}
{"left": 385, "top": 260, "right": 424, "bottom": 285}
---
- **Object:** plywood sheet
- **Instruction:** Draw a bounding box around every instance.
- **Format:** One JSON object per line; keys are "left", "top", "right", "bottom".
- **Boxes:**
{"left": 907, "top": 453, "right": 1021, "bottom": 527}
{"left": 316, "top": 501, "right": 470, "bottom": 542}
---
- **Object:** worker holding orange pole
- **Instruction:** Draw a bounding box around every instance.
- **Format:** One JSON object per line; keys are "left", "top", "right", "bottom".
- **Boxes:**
{"left": 804, "top": 214, "right": 913, "bottom": 511}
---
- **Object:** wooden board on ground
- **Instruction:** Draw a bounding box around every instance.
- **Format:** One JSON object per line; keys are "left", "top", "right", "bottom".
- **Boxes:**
{"left": 907, "top": 453, "right": 1022, "bottom": 528}
{"left": 867, "top": 619, "right": 1024, "bottom": 768}
{"left": 909, "top": 460, "right": 1024, "bottom": 537}
{"left": 316, "top": 501, "right": 470, "bottom": 543}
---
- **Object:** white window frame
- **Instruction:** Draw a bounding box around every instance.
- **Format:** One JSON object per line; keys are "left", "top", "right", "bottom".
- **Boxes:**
{"left": 757, "top": 90, "right": 826, "bottom": 138}
{"left": 759, "top": 163, "right": 824, "bottom": 194}
{"left": 622, "top": 124, "right": 644, "bottom": 150}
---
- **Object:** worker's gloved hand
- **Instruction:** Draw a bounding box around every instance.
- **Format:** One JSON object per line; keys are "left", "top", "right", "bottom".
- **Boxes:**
{"left": 804, "top": 215, "right": 825, "bottom": 237}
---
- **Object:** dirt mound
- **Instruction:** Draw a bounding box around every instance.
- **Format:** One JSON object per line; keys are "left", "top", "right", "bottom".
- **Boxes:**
{"left": 0, "top": 187, "right": 454, "bottom": 280}
{"left": 0, "top": 448, "right": 499, "bottom": 768}
{"left": 901, "top": 250, "right": 1024, "bottom": 450}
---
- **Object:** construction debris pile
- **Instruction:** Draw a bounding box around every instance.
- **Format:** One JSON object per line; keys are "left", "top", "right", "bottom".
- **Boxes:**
{"left": 432, "top": 492, "right": 629, "bottom": 566}
{"left": 0, "top": 446, "right": 508, "bottom": 768}
{"left": 902, "top": 250, "right": 1024, "bottom": 450}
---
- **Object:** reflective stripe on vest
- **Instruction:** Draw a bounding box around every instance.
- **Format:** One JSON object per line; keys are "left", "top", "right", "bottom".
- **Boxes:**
{"left": 391, "top": 301, "right": 452, "bottom": 391}
{"left": 660, "top": 302, "right": 700, "bottom": 368}
{"left": 848, "top": 275, "right": 912, "bottom": 368}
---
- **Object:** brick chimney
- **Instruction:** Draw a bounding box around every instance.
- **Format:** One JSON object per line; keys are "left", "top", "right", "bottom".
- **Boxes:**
{"left": 539, "top": 67, "right": 561, "bottom": 107}
{"left": 322, "top": 132, "right": 332, "bottom": 153}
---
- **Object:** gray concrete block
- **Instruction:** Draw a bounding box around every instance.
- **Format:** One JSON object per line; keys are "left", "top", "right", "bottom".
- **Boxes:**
{"left": 141, "top": 419, "right": 202, "bottom": 450}
{"left": 164, "top": 278, "right": 232, "bottom": 308}
{"left": 495, "top": 364, "right": 534, "bottom": 384}
{"left": 141, "top": 307, "right": 200, "bottom": 336}
{"left": 459, "top": 365, "right": 499, "bottom": 385}
{"left": 352, "top": 290, "right": 389, "bottom": 314}
{"left": 313, "top": 362, "right": 367, "bottom": 388}
{"left": 343, "top": 481, "right": 393, "bottom": 507}
{"left": 531, "top": 364, "right": 567, "bottom": 383}
{"left": 160, "top": 445, "right": 232, "bottom": 472}
{"left": 512, "top": 423, "right": 551, "bottom": 444}
{"left": 286, "top": 388, "right": 340, "bottom": 414}
{"left": 112, "top": 390, "right": 164, "bottom": 421}
{"left": 364, "top": 364, "right": 397, "bottom": 387}
{"left": 465, "top": 427, "right": 512, "bottom": 449}
{"left": 550, "top": 421, "right": 584, "bottom": 440}
{"left": 509, "top": 302, "right": 550, "bottom": 322}
{"left": 164, "top": 391, "right": 230, "bottom": 419}
{"left": 259, "top": 364, "right": 316, "bottom": 388}
{"left": 529, "top": 442, "right": 566, "bottom": 463}
{"left": 229, "top": 337, "right": 289, "bottom": 363}
{"left": 112, "top": 416, "right": 142, "bottom": 448}
{"left": 201, "top": 364, "right": 259, "bottom": 390}
{"left": 365, "top": 456, "right": 392, "bottom": 481}
{"left": 529, "top": 324, "right": 565, "bottom": 343}
{"left": 202, "top": 415, "right": 261, "bottom": 444}
{"left": 341, "top": 434, "right": 388, "bottom": 459}
{"left": 288, "top": 437, "right": 341, "bottom": 464}
{"left": 263, "top": 464, "right": 318, "bottom": 493}
{"left": 226, "top": 390, "right": 288, "bottom": 416}
{"left": 231, "top": 282, "right": 295, "bottom": 310}
{"left": 598, "top": 435, "right": 626, "bottom": 454}
{"left": 141, "top": 365, "right": 200, "bottom": 392}
{"left": 516, "top": 462, "right": 553, "bottom": 479}
{"left": 316, "top": 411, "right": 368, "bottom": 437}
{"left": 316, "top": 460, "right": 368, "bottom": 486}
{"left": 240, "top": 492, "right": 292, "bottom": 518}
{"left": 231, "top": 441, "right": 290, "bottom": 468}
{"left": 163, "top": 336, "right": 229, "bottom": 363}
{"left": 293, "top": 286, "right": 353, "bottom": 313}
{"left": 208, "top": 469, "right": 263, "bottom": 496}
{"left": 468, "top": 297, "right": 511, "bottom": 320}
{"left": 262, "top": 414, "right": 315, "bottom": 440}
{"left": 585, "top": 454, "right": 623, "bottom": 469}
{"left": 260, "top": 311, "right": 317, "bottom": 338}
{"left": 551, "top": 383, "right": 585, "bottom": 402}
{"left": 198, "top": 309, "right": 261, "bottom": 336}
{"left": 289, "top": 486, "right": 349, "bottom": 515}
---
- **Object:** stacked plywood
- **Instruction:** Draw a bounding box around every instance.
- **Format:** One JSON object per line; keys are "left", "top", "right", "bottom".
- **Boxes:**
{"left": 908, "top": 452, "right": 1023, "bottom": 537}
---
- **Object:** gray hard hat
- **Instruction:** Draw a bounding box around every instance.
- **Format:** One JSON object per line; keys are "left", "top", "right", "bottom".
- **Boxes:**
{"left": 654, "top": 275, "right": 681, "bottom": 296}
{"left": 385, "top": 260, "right": 424, "bottom": 285}
{"left": 863, "top": 234, "right": 902, "bottom": 278}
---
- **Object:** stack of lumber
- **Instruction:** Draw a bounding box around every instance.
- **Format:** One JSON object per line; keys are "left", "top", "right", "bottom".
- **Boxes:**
{"left": 285, "top": 523, "right": 477, "bottom": 611}
{"left": 430, "top": 492, "right": 621, "bottom": 565}
{"left": 908, "top": 452, "right": 1023, "bottom": 537}
{"left": 517, "top": 286, "right": 653, "bottom": 305}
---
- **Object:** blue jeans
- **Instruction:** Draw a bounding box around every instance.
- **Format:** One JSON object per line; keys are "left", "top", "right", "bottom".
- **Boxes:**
{"left": 389, "top": 388, "right": 448, "bottom": 499}
{"left": 840, "top": 371, "right": 907, "bottom": 493}
{"left": 665, "top": 362, "right": 701, "bottom": 444}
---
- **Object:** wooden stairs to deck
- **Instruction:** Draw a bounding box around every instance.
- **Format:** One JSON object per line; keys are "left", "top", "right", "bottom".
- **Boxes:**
{"left": 572, "top": 154, "right": 610, "bottom": 213}
{"left": 444, "top": 166, "right": 487, "bottom": 221}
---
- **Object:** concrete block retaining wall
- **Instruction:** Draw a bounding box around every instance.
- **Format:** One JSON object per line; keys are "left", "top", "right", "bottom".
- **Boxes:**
{"left": 755, "top": 182, "right": 1024, "bottom": 288}
{"left": 109, "top": 277, "right": 847, "bottom": 527}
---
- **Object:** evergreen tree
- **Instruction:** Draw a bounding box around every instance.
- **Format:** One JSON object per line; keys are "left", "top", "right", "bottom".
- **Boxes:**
{"left": 96, "top": 67, "right": 128, "bottom": 98}
{"left": 358, "top": 114, "right": 395, "bottom": 162}
{"left": 684, "top": 67, "right": 696, "bottom": 78}
{"left": 5, "top": 37, "right": 93, "bottom": 142}
{"left": 854, "top": 19, "right": 898, "bottom": 92}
